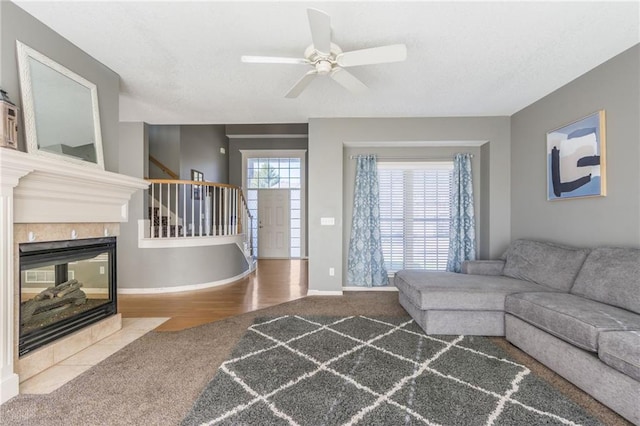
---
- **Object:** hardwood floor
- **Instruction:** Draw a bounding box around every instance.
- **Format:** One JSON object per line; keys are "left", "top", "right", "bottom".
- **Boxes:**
{"left": 118, "top": 259, "right": 308, "bottom": 331}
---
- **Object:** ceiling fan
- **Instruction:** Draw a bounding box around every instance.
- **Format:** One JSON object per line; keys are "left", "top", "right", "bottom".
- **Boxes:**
{"left": 241, "top": 8, "right": 407, "bottom": 98}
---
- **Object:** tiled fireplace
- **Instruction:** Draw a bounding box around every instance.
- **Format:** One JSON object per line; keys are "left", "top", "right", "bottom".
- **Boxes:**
{"left": 13, "top": 223, "right": 122, "bottom": 383}
{"left": 0, "top": 148, "right": 148, "bottom": 403}
{"left": 19, "top": 236, "right": 117, "bottom": 357}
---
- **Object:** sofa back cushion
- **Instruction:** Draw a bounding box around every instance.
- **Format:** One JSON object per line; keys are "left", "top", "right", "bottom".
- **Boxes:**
{"left": 502, "top": 239, "right": 589, "bottom": 291}
{"left": 570, "top": 247, "right": 640, "bottom": 314}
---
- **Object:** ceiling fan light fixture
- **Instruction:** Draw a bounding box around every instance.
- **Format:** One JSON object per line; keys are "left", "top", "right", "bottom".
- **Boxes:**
{"left": 315, "top": 60, "right": 332, "bottom": 75}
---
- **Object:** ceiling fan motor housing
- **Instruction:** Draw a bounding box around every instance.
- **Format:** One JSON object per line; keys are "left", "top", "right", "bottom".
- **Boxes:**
{"left": 304, "top": 43, "right": 343, "bottom": 68}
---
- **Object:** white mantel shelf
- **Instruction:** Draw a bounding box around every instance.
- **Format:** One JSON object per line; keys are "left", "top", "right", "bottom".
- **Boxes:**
{"left": 0, "top": 148, "right": 148, "bottom": 223}
{"left": 0, "top": 148, "right": 148, "bottom": 404}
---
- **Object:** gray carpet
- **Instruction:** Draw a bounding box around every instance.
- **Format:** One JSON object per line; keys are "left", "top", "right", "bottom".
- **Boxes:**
{"left": 0, "top": 293, "right": 631, "bottom": 425}
{"left": 182, "top": 315, "right": 603, "bottom": 426}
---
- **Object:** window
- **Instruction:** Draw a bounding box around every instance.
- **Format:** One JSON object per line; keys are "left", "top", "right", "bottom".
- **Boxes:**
{"left": 25, "top": 269, "right": 75, "bottom": 284}
{"left": 247, "top": 158, "right": 301, "bottom": 189}
{"left": 378, "top": 162, "right": 453, "bottom": 272}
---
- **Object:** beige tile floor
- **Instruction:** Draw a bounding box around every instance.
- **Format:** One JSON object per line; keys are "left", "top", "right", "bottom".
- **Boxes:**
{"left": 20, "top": 317, "right": 169, "bottom": 394}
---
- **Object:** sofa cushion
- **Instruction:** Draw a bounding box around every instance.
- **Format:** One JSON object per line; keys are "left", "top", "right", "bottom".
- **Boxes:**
{"left": 461, "top": 260, "right": 505, "bottom": 276}
{"left": 570, "top": 247, "right": 640, "bottom": 314}
{"left": 502, "top": 239, "right": 589, "bottom": 292}
{"left": 505, "top": 292, "right": 640, "bottom": 352}
{"left": 598, "top": 331, "right": 640, "bottom": 381}
{"left": 394, "top": 270, "right": 555, "bottom": 311}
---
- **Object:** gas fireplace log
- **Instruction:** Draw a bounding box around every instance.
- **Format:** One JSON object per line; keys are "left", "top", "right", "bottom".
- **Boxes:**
{"left": 21, "top": 285, "right": 87, "bottom": 324}
{"left": 30, "top": 290, "right": 87, "bottom": 314}
{"left": 33, "top": 279, "right": 79, "bottom": 301}
{"left": 26, "top": 301, "right": 78, "bottom": 325}
{"left": 28, "top": 305, "right": 73, "bottom": 324}
{"left": 56, "top": 282, "right": 83, "bottom": 298}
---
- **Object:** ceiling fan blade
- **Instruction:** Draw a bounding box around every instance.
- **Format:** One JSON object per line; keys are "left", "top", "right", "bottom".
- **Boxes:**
{"left": 330, "top": 68, "right": 368, "bottom": 94}
{"left": 307, "top": 8, "right": 331, "bottom": 54}
{"left": 285, "top": 70, "right": 318, "bottom": 98}
{"left": 241, "top": 56, "right": 309, "bottom": 65}
{"left": 336, "top": 44, "right": 407, "bottom": 67}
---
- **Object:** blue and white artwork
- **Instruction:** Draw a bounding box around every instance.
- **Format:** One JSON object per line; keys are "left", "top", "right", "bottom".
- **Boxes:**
{"left": 546, "top": 111, "right": 606, "bottom": 200}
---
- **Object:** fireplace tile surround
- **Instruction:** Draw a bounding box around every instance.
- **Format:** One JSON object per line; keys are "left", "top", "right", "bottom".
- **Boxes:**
{"left": 18, "top": 234, "right": 118, "bottom": 356}
{"left": 17, "top": 312, "right": 122, "bottom": 382}
{"left": 0, "top": 148, "right": 148, "bottom": 403}
{"left": 16, "top": 226, "right": 119, "bottom": 370}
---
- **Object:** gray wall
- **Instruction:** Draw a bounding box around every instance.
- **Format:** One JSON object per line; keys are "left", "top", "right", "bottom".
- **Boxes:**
{"left": 117, "top": 122, "right": 148, "bottom": 287}
{"left": 148, "top": 125, "right": 229, "bottom": 183}
{"left": 226, "top": 123, "right": 308, "bottom": 139}
{"left": 0, "top": 1, "right": 120, "bottom": 172}
{"left": 480, "top": 142, "right": 492, "bottom": 257}
{"left": 118, "top": 122, "right": 248, "bottom": 290}
{"left": 119, "top": 242, "right": 248, "bottom": 290}
{"left": 342, "top": 146, "right": 482, "bottom": 284}
{"left": 179, "top": 125, "right": 228, "bottom": 183}
{"left": 148, "top": 125, "right": 180, "bottom": 178}
{"left": 511, "top": 44, "right": 640, "bottom": 248}
{"left": 308, "top": 117, "right": 511, "bottom": 292}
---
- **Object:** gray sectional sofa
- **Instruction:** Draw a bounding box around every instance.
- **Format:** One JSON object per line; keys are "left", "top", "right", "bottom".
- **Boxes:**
{"left": 395, "top": 239, "right": 640, "bottom": 424}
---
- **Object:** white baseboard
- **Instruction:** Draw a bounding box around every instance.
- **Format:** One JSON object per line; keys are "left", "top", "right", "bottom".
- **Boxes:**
{"left": 1, "top": 373, "right": 19, "bottom": 404}
{"left": 118, "top": 268, "right": 253, "bottom": 294}
{"left": 342, "top": 286, "right": 398, "bottom": 292}
{"left": 306, "top": 289, "right": 344, "bottom": 296}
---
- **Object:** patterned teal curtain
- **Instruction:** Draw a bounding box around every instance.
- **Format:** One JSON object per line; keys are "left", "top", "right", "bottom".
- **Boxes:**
{"left": 447, "top": 153, "right": 476, "bottom": 272}
{"left": 347, "top": 155, "right": 389, "bottom": 287}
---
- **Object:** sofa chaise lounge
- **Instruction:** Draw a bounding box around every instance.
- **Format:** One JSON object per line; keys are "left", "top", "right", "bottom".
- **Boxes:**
{"left": 395, "top": 239, "right": 640, "bottom": 424}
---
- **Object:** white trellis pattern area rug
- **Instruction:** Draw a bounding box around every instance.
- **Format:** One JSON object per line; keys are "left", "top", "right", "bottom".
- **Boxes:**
{"left": 182, "top": 315, "right": 602, "bottom": 426}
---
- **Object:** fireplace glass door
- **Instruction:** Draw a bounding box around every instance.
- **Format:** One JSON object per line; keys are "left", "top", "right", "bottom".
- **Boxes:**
{"left": 19, "top": 237, "right": 117, "bottom": 356}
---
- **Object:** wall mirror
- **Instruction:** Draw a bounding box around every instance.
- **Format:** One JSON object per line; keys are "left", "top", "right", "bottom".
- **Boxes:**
{"left": 16, "top": 41, "right": 104, "bottom": 169}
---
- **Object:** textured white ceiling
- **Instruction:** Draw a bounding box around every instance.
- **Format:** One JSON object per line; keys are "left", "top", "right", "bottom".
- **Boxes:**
{"left": 13, "top": 1, "right": 640, "bottom": 124}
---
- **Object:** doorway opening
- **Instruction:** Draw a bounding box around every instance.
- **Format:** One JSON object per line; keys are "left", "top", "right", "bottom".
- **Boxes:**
{"left": 242, "top": 150, "right": 306, "bottom": 259}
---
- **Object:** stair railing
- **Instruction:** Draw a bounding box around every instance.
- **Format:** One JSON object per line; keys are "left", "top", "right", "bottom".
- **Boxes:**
{"left": 149, "top": 155, "right": 179, "bottom": 179}
{"left": 146, "top": 179, "right": 253, "bottom": 256}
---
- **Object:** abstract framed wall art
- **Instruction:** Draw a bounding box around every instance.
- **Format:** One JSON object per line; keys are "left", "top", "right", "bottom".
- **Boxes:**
{"left": 547, "top": 110, "right": 606, "bottom": 200}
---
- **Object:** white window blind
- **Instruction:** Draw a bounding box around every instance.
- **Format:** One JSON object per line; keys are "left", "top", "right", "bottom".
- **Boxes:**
{"left": 377, "top": 162, "right": 453, "bottom": 272}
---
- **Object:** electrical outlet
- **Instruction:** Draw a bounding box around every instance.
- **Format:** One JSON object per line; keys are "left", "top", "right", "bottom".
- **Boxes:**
{"left": 329, "top": 267, "right": 335, "bottom": 276}
{"left": 321, "top": 217, "right": 335, "bottom": 226}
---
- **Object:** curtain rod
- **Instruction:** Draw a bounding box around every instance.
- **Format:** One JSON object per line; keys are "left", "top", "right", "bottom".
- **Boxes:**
{"left": 349, "top": 155, "right": 473, "bottom": 160}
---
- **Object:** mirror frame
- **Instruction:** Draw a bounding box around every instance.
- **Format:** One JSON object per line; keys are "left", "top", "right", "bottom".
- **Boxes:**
{"left": 16, "top": 41, "right": 105, "bottom": 169}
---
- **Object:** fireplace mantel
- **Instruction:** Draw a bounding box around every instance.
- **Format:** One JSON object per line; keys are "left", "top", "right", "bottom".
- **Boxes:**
{"left": 1, "top": 148, "right": 149, "bottom": 223}
{"left": 0, "top": 148, "right": 148, "bottom": 404}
